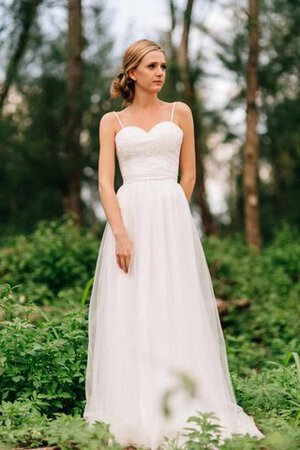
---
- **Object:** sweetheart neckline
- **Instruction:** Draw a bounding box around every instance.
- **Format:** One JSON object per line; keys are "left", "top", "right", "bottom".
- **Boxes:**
{"left": 115, "top": 121, "right": 183, "bottom": 139}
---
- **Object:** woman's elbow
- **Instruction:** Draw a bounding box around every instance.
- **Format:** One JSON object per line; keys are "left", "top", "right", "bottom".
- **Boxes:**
{"left": 98, "top": 179, "right": 114, "bottom": 196}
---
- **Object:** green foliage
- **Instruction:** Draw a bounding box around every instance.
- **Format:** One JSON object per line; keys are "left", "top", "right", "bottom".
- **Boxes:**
{"left": 0, "top": 216, "right": 99, "bottom": 305}
{"left": 0, "top": 222, "right": 299, "bottom": 448}
{"left": 46, "top": 413, "right": 120, "bottom": 450}
{"left": 0, "top": 399, "right": 121, "bottom": 450}
{"left": 203, "top": 223, "right": 300, "bottom": 372}
{"left": 0, "top": 399, "right": 49, "bottom": 448}
{"left": 182, "top": 411, "right": 223, "bottom": 449}
{"left": 0, "top": 284, "right": 88, "bottom": 416}
{"left": 255, "top": 416, "right": 300, "bottom": 450}
{"left": 233, "top": 363, "right": 300, "bottom": 421}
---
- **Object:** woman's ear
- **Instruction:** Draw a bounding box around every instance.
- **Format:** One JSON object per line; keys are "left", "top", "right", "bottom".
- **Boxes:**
{"left": 128, "top": 69, "right": 136, "bottom": 82}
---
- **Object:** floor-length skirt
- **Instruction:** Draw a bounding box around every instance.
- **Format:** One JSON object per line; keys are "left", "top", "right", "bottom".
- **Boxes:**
{"left": 83, "top": 179, "right": 264, "bottom": 449}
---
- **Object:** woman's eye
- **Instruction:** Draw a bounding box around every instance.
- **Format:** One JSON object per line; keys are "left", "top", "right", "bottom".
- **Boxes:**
{"left": 148, "top": 64, "right": 167, "bottom": 69}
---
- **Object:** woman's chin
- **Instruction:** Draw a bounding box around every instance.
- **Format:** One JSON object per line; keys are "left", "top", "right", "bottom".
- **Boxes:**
{"left": 152, "top": 84, "right": 163, "bottom": 92}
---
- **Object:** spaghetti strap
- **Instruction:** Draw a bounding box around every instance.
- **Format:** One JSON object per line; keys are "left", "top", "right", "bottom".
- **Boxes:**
{"left": 170, "top": 102, "right": 177, "bottom": 122}
{"left": 113, "top": 111, "right": 124, "bottom": 129}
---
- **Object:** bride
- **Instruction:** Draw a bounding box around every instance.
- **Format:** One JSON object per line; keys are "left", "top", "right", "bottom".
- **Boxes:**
{"left": 83, "top": 38, "right": 265, "bottom": 450}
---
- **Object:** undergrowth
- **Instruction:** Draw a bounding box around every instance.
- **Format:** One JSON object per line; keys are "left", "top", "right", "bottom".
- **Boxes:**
{"left": 0, "top": 218, "right": 299, "bottom": 449}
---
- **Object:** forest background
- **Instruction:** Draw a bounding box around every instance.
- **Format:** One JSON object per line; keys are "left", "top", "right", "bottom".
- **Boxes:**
{"left": 0, "top": 1, "right": 299, "bottom": 449}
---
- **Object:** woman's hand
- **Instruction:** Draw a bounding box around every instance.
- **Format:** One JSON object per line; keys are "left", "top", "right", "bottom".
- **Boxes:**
{"left": 115, "top": 232, "right": 134, "bottom": 274}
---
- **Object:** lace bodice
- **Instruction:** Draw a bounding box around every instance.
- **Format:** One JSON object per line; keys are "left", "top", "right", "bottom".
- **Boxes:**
{"left": 113, "top": 102, "right": 183, "bottom": 184}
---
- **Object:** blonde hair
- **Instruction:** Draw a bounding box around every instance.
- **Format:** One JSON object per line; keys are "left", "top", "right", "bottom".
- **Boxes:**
{"left": 110, "top": 38, "right": 165, "bottom": 106}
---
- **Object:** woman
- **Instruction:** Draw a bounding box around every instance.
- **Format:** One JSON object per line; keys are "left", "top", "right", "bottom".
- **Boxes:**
{"left": 83, "top": 38, "right": 264, "bottom": 450}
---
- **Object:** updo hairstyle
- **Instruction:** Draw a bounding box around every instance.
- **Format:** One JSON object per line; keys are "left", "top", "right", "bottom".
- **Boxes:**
{"left": 110, "top": 38, "right": 165, "bottom": 106}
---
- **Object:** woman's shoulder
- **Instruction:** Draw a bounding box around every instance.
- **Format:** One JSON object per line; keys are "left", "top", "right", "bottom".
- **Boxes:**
{"left": 100, "top": 111, "right": 114, "bottom": 122}
{"left": 103, "top": 107, "right": 129, "bottom": 122}
{"left": 173, "top": 101, "right": 192, "bottom": 114}
{"left": 100, "top": 110, "right": 122, "bottom": 126}
{"left": 98, "top": 111, "right": 122, "bottom": 137}
{"left": 172, "top": 101, "right": 192, "bottom": 124}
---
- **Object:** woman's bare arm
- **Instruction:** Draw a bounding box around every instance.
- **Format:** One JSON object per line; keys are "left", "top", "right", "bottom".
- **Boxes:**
{"left": 177, "top": 102, "right": 196, "bottom": 202}
{"left": 98, "top": 112, "right": 133, "bottom": 273}
{"left": 98, "top": 112, "right": 127, "bottom": 237}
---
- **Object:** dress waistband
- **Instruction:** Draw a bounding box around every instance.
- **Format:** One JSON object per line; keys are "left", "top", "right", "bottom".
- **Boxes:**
{"left": 123, "top": 175, "right": 178, "bottom": 184}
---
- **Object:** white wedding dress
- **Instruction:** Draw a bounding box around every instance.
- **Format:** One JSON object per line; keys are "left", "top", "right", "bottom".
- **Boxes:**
{"left": 83, "top": 102, "right": 264, "bottom": 449}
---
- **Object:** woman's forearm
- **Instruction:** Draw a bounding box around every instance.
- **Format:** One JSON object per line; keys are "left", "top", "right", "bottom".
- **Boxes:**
{"left": 180, "top": 176, "right": 196, "bottom": 203}
{"left": 99, "top": 183, "right": 128, "bottom": 238}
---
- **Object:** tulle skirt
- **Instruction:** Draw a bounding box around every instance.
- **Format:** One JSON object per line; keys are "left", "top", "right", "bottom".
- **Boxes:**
{"left": 83, "top": 178, "right": 264, "bottom": 449}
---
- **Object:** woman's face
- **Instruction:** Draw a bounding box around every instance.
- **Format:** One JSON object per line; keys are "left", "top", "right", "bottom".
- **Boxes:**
{"left": 129, "top": 50, "right": 167, "bottom": 93}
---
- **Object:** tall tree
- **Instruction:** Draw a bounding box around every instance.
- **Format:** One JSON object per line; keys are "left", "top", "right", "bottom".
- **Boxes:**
{"left": 169, "top": 0, "right": 217, "bottom": 236}
{"left": 244, "top": 0, "right": 261, "bottom": 249}
{"left": 63, "top": 0, "right": 84, "bottom": 226}
{"left": 167, "top": 0, "right": 299, "bottom": 240}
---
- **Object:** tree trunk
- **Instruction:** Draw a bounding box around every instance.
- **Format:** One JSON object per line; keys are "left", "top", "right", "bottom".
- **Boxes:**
{"left": 63, "top": 0, "right": 84, "bottom": 227}
{"left": 177, "top": 0, "right": 217, "bottom": 236}
{"left": 244, "top": 0, "right": 261, "bottom": 249}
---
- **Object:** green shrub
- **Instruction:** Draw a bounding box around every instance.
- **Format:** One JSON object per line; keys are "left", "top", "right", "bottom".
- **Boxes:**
{"left": 203, "top": 223, "right": 300, "bottom": 372}
{"left": 0, "top": 399, "right": 49, "bottom": 448}
{"left": 0, "top": 284, "right": 88, "bottom": 416}
{"left": 0, "top": 216, "right": 101, "bottom": 305}
{"left": 0, "top": 399, "right": 121, "bottom": 450}
{"left": 232, "top": 362, "right": 300, "bottom": 420}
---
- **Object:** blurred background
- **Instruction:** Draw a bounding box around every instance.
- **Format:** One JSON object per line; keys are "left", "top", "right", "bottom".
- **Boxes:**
{"left": 0, "top": 3, "right": 300, "bottom": 448}
{"left": 1, "top": 0, "right": 299, "bottom": 245}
